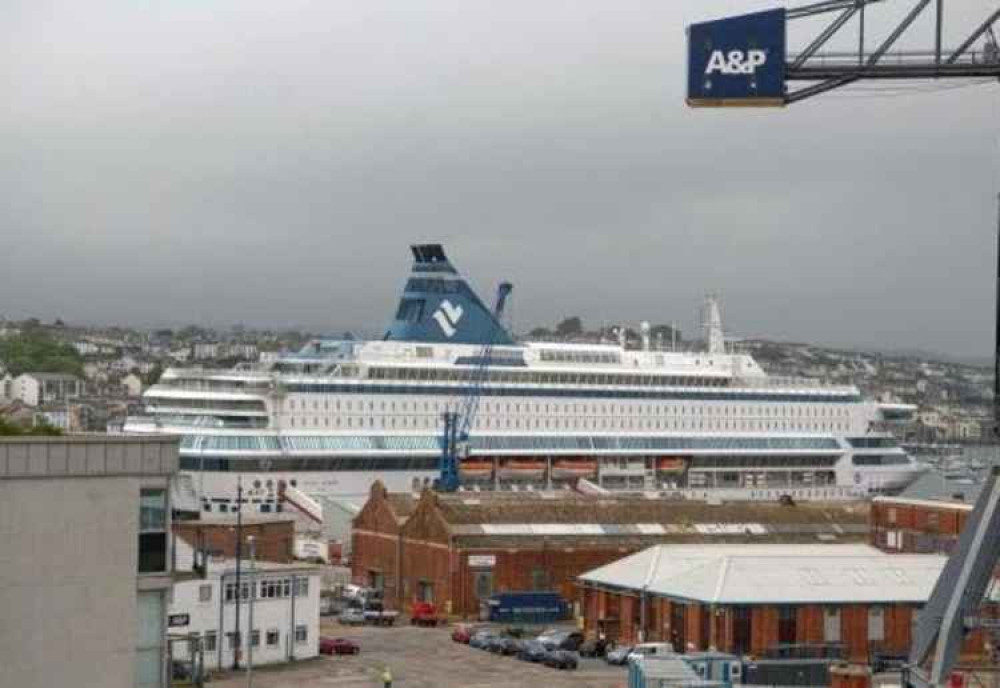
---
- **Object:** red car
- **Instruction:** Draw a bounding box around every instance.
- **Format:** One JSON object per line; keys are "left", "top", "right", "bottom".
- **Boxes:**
{"left": 319, "top": 637, "right": 360, "bottom": 655}
{"left": 451, "top": 624, "right": 476, "bottom": 644}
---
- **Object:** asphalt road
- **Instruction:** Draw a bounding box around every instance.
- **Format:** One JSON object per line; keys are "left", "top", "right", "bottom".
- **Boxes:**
{"left": 210, "top": 620, "right": 628, "bottom": 688}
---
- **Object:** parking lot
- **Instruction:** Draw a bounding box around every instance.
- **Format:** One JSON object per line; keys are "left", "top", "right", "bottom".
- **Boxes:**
{"left": 210, "top": 620, "right": 628, "bottom": 688}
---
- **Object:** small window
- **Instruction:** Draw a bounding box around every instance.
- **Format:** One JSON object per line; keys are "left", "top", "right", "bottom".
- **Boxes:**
{"left": 199, "top": 584, "right": 212, "bottom": 602}
{"left": 295, "top": 625, "right": 308, "bottom": 644}
{"left": 823, "top": 607, "right": 841, "bottom": 643}
{"left": 295, "top": 577, "right": 309, "bottom": 597}
{"left": 250, "top": 630, "right": 260, "bottom": 647}
{"left": 227, "top": 632, "right": 241, "bottom": 650}
{"left": 203, "top": 631, "right": 217, "bottom": 653}
{"left": 868, "top": 607, "right": 885, "bottom": 642}
{"left": 266, "top": 629, "right": 280, "bottom": 647}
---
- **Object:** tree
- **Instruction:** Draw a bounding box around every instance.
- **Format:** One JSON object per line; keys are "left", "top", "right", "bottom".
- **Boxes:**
{"left": 528, "top": 327, "right": 552, "bottom": 338}
{"left": 555, "top": 317, "right": 583, "bottom": 338}
{"left": 0, "top": 417, "right": 63, "bottom": 436}
{"left": 0, "top": 331, "right": 84, "bottom": 377}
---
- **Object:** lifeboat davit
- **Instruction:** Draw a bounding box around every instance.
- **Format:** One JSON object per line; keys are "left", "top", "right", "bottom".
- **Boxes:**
{"left": 552, "top": 459, "right": 598, "bottom": 479}
{"left": 459, "top": 461, "right": 494, "bottom": 478}
{"left": 656, "top": 457, "right": 688, "bottom": 473}
{"left": 497, "top": 459, "right": 546, "bottom": 480}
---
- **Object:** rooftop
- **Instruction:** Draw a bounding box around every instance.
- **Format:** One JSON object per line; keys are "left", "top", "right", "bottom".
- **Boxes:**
{"left": 0, "top": 434, "right": 179, "bottom": 479}
{"left": 579, "top": 543, "right": 946, "bottom": 605}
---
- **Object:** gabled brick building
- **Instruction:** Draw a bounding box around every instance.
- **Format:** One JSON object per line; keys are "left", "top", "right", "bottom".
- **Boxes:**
{"left": 351, "top": 483, "right": 870, "bottom": 617}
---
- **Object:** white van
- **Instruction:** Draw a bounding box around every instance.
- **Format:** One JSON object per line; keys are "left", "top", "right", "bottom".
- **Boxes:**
{"left": 628, "top": 642, "right": 675, "bottom": 660}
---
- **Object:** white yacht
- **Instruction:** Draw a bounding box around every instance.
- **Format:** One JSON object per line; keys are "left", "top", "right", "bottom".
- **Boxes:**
{"left": 125, "top": 244, "right": 926, "bottom": 512}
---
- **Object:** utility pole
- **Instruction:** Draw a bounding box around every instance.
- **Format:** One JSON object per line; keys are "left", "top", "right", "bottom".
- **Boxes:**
{"left": 232, "top": 477, "right": 244, "bottom": 670}
{"left": 246, "top": 535, "right": 256, "bottom": 688}
{"left": 995, "top": 192, "right": 1000, "bottom": 443}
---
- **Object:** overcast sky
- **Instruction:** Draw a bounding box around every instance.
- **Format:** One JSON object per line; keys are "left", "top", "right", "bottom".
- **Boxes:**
{"left": 1, "top": 1, "right": 998, "bottom": 358}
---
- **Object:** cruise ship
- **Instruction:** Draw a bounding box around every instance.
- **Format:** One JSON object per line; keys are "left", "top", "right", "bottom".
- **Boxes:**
{"left": 125, "top": 245, "right": 926, "bottom": 512}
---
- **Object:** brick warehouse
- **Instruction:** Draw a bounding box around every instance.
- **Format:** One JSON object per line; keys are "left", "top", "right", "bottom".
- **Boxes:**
{"left": 870, "top": 495, "right": 971, "bottom": 554}
{"left": 578, "top": 543, "right": 945, "bottom": 663}
{"left": 351, "top": 482, "right": 870, "bottom": 617}
{"left": 172, "top": 514, "right": 296, "bottom": 564}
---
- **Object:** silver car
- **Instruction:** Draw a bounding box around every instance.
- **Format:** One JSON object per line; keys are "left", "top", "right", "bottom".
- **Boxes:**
{"left": 338, "top": 608, "right": 366, "bottom": 626}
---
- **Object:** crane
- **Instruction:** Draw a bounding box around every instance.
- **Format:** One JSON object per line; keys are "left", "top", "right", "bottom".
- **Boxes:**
{"left": 437, "top": 281, "right": 513, "bottom": 492}
{"left": 688, "top": 3, "right": 1000, "bottom": 685}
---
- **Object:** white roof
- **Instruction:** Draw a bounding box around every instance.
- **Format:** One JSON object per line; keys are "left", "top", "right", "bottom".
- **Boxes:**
{"left": 578, "top": 544, "right": 946, "bottom": 605}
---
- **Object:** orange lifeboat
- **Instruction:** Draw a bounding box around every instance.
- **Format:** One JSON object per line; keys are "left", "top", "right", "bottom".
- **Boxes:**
{"left": 497, "top": 459, "right": 546, "bottom": 480}
{"left": 552, "top": 459, "right": 598, "bottom": 479}
{"left": 656, "top": 457, "right": 688, "bottom": 473}
{"left": 459, "top": 461, "right": 494, "bottom": 478}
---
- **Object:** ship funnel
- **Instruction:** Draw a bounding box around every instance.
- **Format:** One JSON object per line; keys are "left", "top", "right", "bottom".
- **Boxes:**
{"left": 702, "top": 294, "right": 725, "bottom": 354}
{"left": 384, "top": 244, "right": 515, "bottom": 346}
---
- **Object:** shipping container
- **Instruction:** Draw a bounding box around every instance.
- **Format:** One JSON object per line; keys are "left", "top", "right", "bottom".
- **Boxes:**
{"left": 486, "top": 591, "right": 569, "bottom": 624}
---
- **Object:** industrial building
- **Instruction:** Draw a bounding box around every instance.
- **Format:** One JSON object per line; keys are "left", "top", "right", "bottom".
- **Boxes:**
{"left": 870, "top": 494, "right": 971, "bottom": 555}
{"left": 0, "top": 435, "right": 179, "bottom": 688}
{"left": 577, "top": 543, "right": 946, "bottom": 662}
{"left": 351, "top": 482, "right": 870, "bottom": 616}
{"left": 173, "top": 514, "right": 297, "bottom": 566}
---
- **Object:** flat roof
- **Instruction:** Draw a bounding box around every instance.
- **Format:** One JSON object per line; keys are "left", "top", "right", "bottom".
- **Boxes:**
{"left": 579, "top": 544, "right": 945, "bottom": 605}
{"left": 0, "top": 435, "right": 180, "bottom": 479}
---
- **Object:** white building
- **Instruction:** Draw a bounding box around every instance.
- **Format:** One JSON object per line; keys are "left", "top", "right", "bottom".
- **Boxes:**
{"left": 168, "top": 556, "right": 320, "bottom": 671}
{"left": 123, "top": 373, "right": 144, "bottom": 398}
{"left": 0, "top": 435, "right": 179, "bottom": 688}
{"left": 12, "top": 372, "right": 82, "bottom": 407}
{"left": 193, "top": 343, "right": 221, "bottom": 361}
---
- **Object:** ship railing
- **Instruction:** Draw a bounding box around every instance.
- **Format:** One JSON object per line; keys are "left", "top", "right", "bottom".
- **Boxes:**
{"left": 732, "top": 376, "right": 857, "bottom": 393}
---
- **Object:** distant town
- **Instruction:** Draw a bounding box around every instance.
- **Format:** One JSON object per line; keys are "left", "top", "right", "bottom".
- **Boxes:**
{"left": 0, "top": 315, "right": 992, "bottom": 444}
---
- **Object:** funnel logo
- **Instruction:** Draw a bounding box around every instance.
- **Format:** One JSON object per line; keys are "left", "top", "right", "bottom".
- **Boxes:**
{"left": 432, "top": 300, "right": 464, "bottom": 338}
{"left": 704, "top": 49, "right": 768, "bottom": 76}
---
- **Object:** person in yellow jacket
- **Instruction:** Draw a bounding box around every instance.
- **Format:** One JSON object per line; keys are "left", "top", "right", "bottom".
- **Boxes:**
{"left": 381, "top": 666, "right": 393, "bottom": 688}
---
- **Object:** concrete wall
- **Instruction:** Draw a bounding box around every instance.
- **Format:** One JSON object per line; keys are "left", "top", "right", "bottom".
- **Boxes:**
{"left": 0, "top": 476, "right": 143, "bottom": 688}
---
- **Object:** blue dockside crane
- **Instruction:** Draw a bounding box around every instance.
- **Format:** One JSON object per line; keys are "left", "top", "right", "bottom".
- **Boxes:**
{"left": 437, "top": 281, "right": 513, "bottom": 492}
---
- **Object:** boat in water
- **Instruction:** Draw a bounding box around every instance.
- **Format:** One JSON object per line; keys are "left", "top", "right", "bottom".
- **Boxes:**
{"left": 124, "top": 244, "right": 927, "bottom": 511}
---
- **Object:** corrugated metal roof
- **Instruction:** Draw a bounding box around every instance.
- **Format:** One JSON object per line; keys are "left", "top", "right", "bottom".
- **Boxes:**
{"left": 579, "top": 544, "right": 946, "bottom": 605}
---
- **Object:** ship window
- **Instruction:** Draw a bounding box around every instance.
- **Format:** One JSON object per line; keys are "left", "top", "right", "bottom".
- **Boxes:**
{"left": 396, "top": 298, "right": 426, "bottom": 323}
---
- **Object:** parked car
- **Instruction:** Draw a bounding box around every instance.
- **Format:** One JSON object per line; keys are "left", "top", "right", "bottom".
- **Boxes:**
{"left": 628, "top": 642, "right": 674, "bottom": 660}
{"left": 492, "top": 637, "right": 521, "bottom": 656}
{"left": 517, "top": 640, "right": 549, "bottom": 663}
{"left": 319, "top": 637, "right": 360, "bottom": 655}
{"left": 451, "top": 624, "right": 478, "bottom": 644}
{"left": 538, "top": 630, "right": 584, "bottom": 652}
{"left": 605, "top": 645, "right": 634, "bottom": 665}
{"left": 579, "top": 637, "right": 608, "bottom": 658}
{"left": 469, "top": 630, "right": 498, "bottom": 649}
{"left": 542, "top": 649, "right": 579, "bottom": 670}
{"left": 410, "top": 601, "right": 443, "bottom": 627}
{"left": 338, "top": 608, "right": 366, "bottom": 626}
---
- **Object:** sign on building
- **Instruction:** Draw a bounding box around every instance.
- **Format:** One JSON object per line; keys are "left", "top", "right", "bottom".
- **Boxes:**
{"left": 468, "top": 554, "right": 496, "bottom": 568}
{"left": 168, "top": 614, "right": 190, "bottom": 628}
{"left": 687, "top": 8, "right": 786, "bottom": 107}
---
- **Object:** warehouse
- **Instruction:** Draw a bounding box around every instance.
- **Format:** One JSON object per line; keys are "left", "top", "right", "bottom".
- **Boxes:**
{"left": 870, "top": 495, "right": 971, "bottom": 555}
{"left": 351, "top": 481, "right": 871, "bottom": 616}
{"left": 577, "top": 543, "right": 945, "bottom": 662}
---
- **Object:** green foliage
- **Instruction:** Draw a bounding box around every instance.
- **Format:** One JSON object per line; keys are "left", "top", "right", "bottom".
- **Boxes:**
{"left": 0, "top": 332, "right": 84, "bottom": 378}
{"left": 555, "top": 316, "right": 583, "bottom": 337}
{"left": 0, "top": 417, "right": 64, "bottom": 436}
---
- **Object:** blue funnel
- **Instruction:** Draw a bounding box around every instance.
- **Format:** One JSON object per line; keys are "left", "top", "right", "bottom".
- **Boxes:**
{"left": 384, "top": 245, "right": 514, "bottom": 346}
